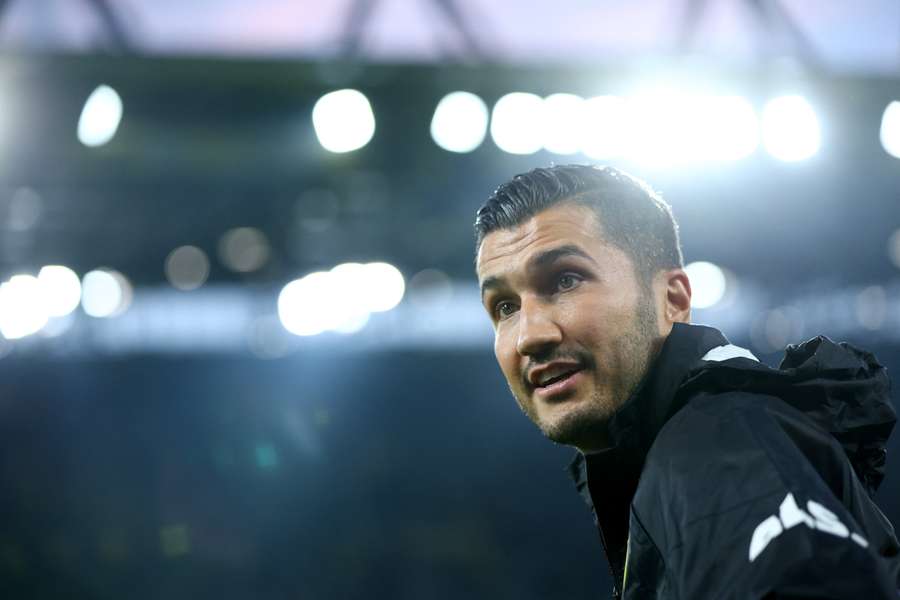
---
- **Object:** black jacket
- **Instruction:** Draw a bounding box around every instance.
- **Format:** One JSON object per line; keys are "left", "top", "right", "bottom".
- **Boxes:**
{"left": 568, "top": 322, "right": 900, "bottom": 599}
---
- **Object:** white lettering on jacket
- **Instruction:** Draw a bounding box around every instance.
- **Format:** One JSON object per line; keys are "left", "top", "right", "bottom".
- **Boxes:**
{"left": 748, "top": 493, "right": 869, "bottom": 562}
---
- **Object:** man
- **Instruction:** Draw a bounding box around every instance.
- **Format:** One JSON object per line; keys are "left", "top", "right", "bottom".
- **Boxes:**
{"left": 474, "top": 164, "right": 900, "bottom": 599}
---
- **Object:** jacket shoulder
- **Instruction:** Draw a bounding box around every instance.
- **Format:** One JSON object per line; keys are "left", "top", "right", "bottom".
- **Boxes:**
{"left": 637, "top": 391, "right": 851, "bottom": 548}
{"left": 634, "top": 392, "right": 900, "bottom": 599}
{"left": 651, "top": 389, "right": 845, "bottom": 467}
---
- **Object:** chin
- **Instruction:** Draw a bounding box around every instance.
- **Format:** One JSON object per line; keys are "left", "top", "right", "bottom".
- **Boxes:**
{"left": 540, "top": 403, "right": 610, "bottom": 448}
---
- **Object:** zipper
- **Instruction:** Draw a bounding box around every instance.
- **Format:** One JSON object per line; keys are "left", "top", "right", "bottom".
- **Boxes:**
{"left": 595, "top": 522, "right": 622, "bottom": 599}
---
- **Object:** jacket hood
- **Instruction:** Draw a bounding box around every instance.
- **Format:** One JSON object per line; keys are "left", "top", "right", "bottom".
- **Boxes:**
{"left": 680, "top": 334, "right": 896, "bottom": 496}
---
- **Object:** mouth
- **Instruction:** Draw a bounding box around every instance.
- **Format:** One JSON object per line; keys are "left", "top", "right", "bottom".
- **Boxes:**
{"left": 533, "top": 367, "right": 585, "bottom": 400}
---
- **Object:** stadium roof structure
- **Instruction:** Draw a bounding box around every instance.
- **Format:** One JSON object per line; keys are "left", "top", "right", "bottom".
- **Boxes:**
{"left": 0, "top": 0, "right": 897, "bottom": 75}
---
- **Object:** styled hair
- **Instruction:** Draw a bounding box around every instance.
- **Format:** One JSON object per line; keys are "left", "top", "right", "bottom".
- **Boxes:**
{"left": 474, "top": 165, "right": 683, "bottom": 286}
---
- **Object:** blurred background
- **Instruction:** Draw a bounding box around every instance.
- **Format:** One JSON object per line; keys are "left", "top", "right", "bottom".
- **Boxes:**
{"left": 0, "top": 0, "right": 898, "bottom": 598}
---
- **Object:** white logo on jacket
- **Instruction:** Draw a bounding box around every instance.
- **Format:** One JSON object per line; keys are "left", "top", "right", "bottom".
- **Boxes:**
{"left": 748, "top": 492, "right": 869, "bottom": 562}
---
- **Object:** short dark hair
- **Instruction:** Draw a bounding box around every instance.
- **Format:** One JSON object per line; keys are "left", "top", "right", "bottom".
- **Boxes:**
{"left": 474, "top": 165, "right": 684, "bottom": 286}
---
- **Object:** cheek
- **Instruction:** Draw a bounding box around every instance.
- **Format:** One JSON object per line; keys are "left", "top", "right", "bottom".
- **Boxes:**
{"left": 558, "top": 291, "right": 636, "bottom": 337}
{"left": 493, "top": 329, "right": 519, "bottom": 380}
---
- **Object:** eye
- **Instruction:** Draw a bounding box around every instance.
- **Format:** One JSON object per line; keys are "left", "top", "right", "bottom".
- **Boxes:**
{"left": 557, "top": 272, "right": 582, "bottom": 291}
{"left": 494, "top": 300, "right": 518, "bottom": 320}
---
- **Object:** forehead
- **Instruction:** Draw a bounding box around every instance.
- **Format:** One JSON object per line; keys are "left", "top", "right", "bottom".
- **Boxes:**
{"left": 476, "top": 203, "right": 605, "bottom": 277}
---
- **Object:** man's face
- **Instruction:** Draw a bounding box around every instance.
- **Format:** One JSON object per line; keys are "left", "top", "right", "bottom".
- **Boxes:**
{"left": 476, "top": 202, "right": 663, "bottom": 451}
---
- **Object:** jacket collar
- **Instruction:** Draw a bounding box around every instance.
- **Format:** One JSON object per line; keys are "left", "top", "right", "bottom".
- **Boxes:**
{"left": 568, "top": 322, "right": 731, "bottom": 484}
{"left": 565, "top": 322, "right": 733, "bottom": 592}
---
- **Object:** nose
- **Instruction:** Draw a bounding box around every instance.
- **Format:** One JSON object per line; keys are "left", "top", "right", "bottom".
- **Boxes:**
{"left": 515, "top": 297, "right": 562, "bottom": 357}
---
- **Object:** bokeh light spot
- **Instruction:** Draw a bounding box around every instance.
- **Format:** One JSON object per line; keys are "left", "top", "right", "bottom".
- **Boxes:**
{"left": 0, "top": 275, "right": 48, "bottom": 339}
{"left": 218, "top": 227, "right": 270, "bottom": 273}
{"left": 165, "top": 245, "right": 210, "bottom": 291}
{"left": 312, "top": 89, "right": 376, "bottom": 153}
{"left": 762, "top": 95, "right": 821, "bottom": 161}
{"left": 78, "top": 84, "right": 123, "bottom": 147}
{"left": 684, "top": 261, "right": 727, "bottom": 309}
{"left": 430, "top": 91, "right": 489, "bottom": 153}
{"left": 490, "top": 92, "right": 545, "bottom": 154}
{"left": 82, "top": 269, "right": 132, "bottom": 318}
{"left": 38, "top": 265, "right": 82, "bottom": 317}
{"left": 881, "top": 101, "right": 900, "bottom": 159}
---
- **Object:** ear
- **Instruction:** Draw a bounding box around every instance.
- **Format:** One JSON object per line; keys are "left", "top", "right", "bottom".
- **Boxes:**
{"left": 661, "top": 268, "right": 691, "bottom": 326}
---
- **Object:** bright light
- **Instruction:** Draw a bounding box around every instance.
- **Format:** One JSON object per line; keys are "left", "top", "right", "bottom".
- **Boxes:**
{"left": 312, "top": 89, "right": 376, "bottom": 153}
{"left": 82, "top": 269, "right": 132, "bottom": 318}
{"left": 165, "top": 245, "right": 210, "bottom": 291}
{"left": 277, "top": 262, "right": 405, "bottom": 337}
{"left": 694, "top": 96, "right": 759, "bottom": 161}
{"left": 761, "top": 95, "right": 821, "bottom": 161}
{"left": 329, "top": 262, "right": 376, "bottom": 329}
{"left": 625, "top": 89, "right": 694, "bottom": 165}
{"left": 332, "top": 311, "right": 371, "bottom": 335}
{"left": 430, "top": 91, "right": 489, "bottom": 153}
{"left": 879, "top": 101, "right": 900, "bottom": 159}
{"left": 359, "top": 262, "right": 405, "bottom": 312}
{"left": 490, "top": 92, "right": 545, "bottom": 154}
{"left": 580, "top": 95, "right": 627, "bottom": 160}
{"left": 621, "top": 91, "right": 760, "bottom": 165}
{"left": 78, "top": 85, "right": 123, "bottom": 147}
{"left": 685, "top": 261, "right": 727, "bottom": 309}
{"left": 0, "top": 275, "right": 49, "bottom": 339}
{"left": 278, "top": 271, "right": 339, "bottom": 337}
{"left": 579, "top": 91, "right": 759, "bottom": 164}
{"left": 38, "top": 265, "right": 82, "bottom": 317}
{"left": 543, "top": 93, "right": 584, "bottom": 155}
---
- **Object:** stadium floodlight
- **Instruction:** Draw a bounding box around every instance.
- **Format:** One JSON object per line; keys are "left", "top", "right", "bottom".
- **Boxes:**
{"left": 312, "top": 89, "right": 376, "bottom": 153}
{"left": 358, "top": 262, "right": 405, "bottom": 313}
{"left": 430, "top": 91, "right": 489, "bottom": 153}
{"left": 78, "top": 85, "right": 123, "bottom": 147}
{"left": 580, "top": 95, "right": 627, "bottom": 160}
{"left": 327, "top": 263, "right": 373, "bottom": 334}
{"left": 695, "top": 96, "right": 759, "bottom": 161}
{"left": 82, "top": 269, "right": 132, "bottom": 318}
{"left": 761, "top": 95, "right": 821, "bottom": 161}
{"left": 685, "top": 261, "right": 727, "bottom": 309}
{"left": 490, "top": 92, "right": 545, "bottom": 155}
{"left": 619, "top": 89, "right": 758, "bottom": 164}
{"left": 278, "top": 271, "right": 335, "bottom": 336}
{"left": 0, "top": 275, "right": 49, "bottom": 339}
{"left": 37, "top": 265, "right": 82, "bottom": 317}
{"left": 625, "top": 89, "right": 696, "bottom": 165}
{"left": 879, "top": 101, "right": 900, "bottom": 159}
{"left": 543, "top": 93, "right": 585, "bottom": 155}
{"left": 278, "top": 261, "right": 405, "bottom": 337}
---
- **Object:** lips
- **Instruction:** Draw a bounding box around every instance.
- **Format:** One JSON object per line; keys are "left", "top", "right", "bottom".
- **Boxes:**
{"left": 536, "top": 367, "right": 582, "bottom": 388}
{"left": 533, "top": 368, "right": 586, "bottom": 400}
{"left": 528, "top": 361, "right": 584, "bottom": 388}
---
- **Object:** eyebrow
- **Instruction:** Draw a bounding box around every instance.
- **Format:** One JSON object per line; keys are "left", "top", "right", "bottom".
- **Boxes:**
{"left": 479, "top": 244, "right": 597, "bottom": 301}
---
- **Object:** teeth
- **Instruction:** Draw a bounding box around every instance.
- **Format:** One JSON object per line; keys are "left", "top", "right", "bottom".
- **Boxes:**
{"left": 539, "top": 367, "right": 578, "bottom": 386}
